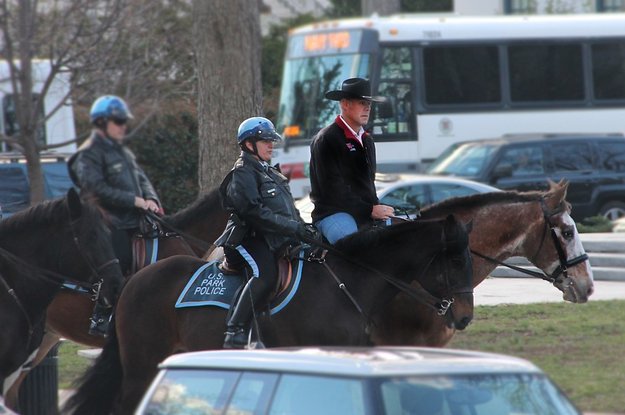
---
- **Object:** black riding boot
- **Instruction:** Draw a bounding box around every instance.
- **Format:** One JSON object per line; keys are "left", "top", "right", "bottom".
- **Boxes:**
{"left": 89, "top": 301, "right": 113, "bottom": 337}
{"left": 224, "top": 279, "right": 263, "bottom": 349}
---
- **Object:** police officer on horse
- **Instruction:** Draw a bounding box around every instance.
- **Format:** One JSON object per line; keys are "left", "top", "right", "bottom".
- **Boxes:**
{"left": 68, "top": 95, "right": 162, "bottom": 336}
{"left": 215, "top": 116, "right": 319, "bottom": 349}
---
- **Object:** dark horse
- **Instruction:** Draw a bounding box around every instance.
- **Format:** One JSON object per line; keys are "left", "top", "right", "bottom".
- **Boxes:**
{"left": 2, "top": 190, "right": 229, "bottom": 408}
{"left": 371, "top": 180, "right": 594, "bottom": 347}
{"left": 45, "top": 189, "right": 226, "bottom": 347}
{"left": 65, "top": 215, "right": 474, "bottom": 415}
{"left": 0, "top": 189, "right": 123, "bottom": 410}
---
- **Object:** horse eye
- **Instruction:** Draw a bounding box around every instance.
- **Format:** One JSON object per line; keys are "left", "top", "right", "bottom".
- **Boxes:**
{"left": 562, "top": 228, "right": 574, "bottom": 240}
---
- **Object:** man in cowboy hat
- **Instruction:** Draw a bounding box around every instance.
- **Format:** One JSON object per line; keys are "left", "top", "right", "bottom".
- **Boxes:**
{"left": 309, "top": 77, "right": 395, "bottom": 244}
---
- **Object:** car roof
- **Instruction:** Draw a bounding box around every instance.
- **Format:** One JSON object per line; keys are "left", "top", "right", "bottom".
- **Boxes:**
{"left": 158, "top": 347, "right": 541, "bottom": 377}
{"left": 453, "top": 132, "right": 625, "bottom": 147}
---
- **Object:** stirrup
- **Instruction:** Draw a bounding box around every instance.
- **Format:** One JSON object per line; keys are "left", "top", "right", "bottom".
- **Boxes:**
{"left": 223, "top": 327, "right": 248, "bottom": 349}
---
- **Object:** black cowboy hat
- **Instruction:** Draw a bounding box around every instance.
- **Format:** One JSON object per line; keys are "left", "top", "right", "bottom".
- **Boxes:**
{"left": 325, "top": 78, "right": 385, "bottom": 102}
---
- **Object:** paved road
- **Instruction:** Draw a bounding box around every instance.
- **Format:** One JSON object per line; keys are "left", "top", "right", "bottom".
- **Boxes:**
{"left": 475, "top": 277, "right": 625, "bottom": 306}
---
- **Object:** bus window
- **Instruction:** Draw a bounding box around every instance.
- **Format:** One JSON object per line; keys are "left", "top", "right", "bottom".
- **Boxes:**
{"left": 375, "top": 46, "right": 413, "bottom": 136}
{"left": 423, "top": 45, "right": 500, "bottom": 105}
{"left": 592, "top": 41, "right": 625, "bottom": 100}
{"left": 508, "top": 43, "right": 584, "bottom": 102}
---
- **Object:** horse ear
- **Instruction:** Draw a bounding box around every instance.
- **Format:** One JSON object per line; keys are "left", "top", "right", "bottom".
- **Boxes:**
{"left": 67, "top": 187, "right": 83, "bottom": 219}
{"left": 545, "top": 179, "right": 569, "bottom": 208}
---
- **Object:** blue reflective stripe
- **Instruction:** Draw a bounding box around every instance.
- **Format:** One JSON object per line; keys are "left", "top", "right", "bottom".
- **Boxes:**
{"left": 236, "top": 245, "right": 259, "bottom": 278}
{"left": 270, "top": 250, "right": 304, "bottom": 315}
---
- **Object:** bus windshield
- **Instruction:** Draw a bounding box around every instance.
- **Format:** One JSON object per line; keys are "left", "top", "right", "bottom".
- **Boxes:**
{"left": 276, "top": 53, "right": 371, "bottom": 144}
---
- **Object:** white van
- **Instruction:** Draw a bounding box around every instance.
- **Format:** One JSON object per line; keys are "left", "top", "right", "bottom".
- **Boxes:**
{"left": 0, "top": 59, "right": 76, "bottom": 153}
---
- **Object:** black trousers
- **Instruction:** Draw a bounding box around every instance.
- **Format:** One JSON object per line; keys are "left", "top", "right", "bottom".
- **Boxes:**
{"left": 224, "top": 236, "right": 278, "bottom": 326}
{"left": 111, "top": 227, "right": 137, "bottom": 276}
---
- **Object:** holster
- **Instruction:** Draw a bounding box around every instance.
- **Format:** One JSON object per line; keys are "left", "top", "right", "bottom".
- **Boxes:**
{"left": 215, "top": 214, "right": 249, "bottom": 248}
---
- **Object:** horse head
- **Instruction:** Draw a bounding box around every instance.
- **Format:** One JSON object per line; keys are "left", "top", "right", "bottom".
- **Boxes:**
{"left": 65, "top": 188, "right": 124, "bottom": 305}
{"left": 525, "top": 180, "right": 594, "bottom": 303}
{"left": 430, "top": 215, "right": 474, "bottom": 330}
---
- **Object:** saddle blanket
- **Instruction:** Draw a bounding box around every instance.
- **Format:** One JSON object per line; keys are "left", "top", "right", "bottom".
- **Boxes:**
{"left": 175, "top": 252, "right": 306, "bottom": 315}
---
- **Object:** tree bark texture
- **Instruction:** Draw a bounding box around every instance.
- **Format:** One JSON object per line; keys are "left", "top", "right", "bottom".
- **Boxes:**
{"left": 193, "top": 0, "right": 263, "bottom": 193}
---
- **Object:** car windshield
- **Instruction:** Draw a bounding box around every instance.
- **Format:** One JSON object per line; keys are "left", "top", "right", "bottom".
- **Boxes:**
{"left": 428, "top": 143, "right": 498, "bottom": 177}
{"left": 379, "top": 374, "right": 580, "bottom": 415}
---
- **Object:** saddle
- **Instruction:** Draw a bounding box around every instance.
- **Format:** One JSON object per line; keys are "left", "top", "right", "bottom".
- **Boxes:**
{"left": 207, "top": 247, "right": 295, "bottom": 297}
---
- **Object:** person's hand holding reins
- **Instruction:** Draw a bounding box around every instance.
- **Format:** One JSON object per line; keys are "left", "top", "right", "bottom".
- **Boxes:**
{"left": 135, "top": 197, "right": 161, "bottom": 214}
{"left": 371, "top": 204, "right": 395, "bottom": 220}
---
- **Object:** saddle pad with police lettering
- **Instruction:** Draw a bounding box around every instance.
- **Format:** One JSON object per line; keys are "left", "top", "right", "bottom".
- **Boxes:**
{"left": 175, "top": 261, "right": 244, "bottom": 309}
{"left": 175, "top": 252, "right": 306, "bottom": 314}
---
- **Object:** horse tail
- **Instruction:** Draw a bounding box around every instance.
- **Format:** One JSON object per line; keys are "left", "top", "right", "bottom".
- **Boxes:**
{"left": 62, "top": 319, "right": 122, "bottom": 415}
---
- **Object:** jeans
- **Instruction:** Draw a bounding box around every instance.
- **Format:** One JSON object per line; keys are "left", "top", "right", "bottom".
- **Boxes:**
{"left": 315, "top": 212, "right": 358, "bottom": 244}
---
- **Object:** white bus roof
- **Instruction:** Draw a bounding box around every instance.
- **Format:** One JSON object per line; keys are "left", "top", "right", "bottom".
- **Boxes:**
{"left": 292, "top": 13, "right": 625, "bottom": 42}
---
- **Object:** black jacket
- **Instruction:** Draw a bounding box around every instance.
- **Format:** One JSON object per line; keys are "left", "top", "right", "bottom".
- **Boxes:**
{"left": 68, "top": 132, "right": 160, "bottom": 229}
{"left": 215, "top": 152, "right": 303, "bottom": 252}
{"left": 309, "top": 116, "right": 379, "bottom": 226}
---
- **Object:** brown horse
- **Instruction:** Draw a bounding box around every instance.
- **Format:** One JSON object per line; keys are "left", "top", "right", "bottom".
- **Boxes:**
{"left": 4, "top": 189, "right": 227, "bottom": 409}
{"left": 64, "top": 215, "right": 474, "bottom": 415}
{"left": 371, "top": 180, "right": 594, "bottom": 347}
{"left": 0, "top": 189, "right": 123, "bottom": 410}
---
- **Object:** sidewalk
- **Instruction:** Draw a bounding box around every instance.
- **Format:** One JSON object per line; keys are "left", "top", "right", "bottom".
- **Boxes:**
{"left": 475, "top": 278, "right": 625, "bottom": 305}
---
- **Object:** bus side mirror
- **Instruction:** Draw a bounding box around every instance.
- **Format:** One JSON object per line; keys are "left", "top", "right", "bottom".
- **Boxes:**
{"left": 376, "top": 100, "right": 394, "bottom": 119}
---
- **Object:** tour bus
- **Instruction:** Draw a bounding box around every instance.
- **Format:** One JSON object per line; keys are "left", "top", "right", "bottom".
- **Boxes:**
{"left": 272, "top": 13, "right": 625, "bottom": 198}
{"left": 0, "top": 59, "right": 76, "bottom": 153}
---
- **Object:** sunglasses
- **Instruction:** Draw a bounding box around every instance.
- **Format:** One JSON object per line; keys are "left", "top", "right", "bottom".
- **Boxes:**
{"left": 111, "top": 118, "right": 128, "bottom": 126}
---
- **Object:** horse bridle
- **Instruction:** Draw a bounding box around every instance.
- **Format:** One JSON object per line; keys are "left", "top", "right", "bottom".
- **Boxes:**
{"left": 472, "top": 197, "right": 589, "bottom": 286}
{"left": 66, "top": 209, "right": 120, "bottom": 304}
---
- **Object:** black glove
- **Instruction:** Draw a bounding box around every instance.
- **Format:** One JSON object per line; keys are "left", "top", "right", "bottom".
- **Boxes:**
{"left": 296, "top": 223, "right": 323, "bottom": 245}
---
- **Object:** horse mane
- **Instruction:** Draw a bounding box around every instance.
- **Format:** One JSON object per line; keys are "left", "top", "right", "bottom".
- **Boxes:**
{"left": 419, "top": 188, "right": 546, "bottom": 220}
{"left": 0, "top": 195, "right": 93, "bottom": 234}
{"left": 165, "top": 187, "right": 222, "bottom": 228}
{"left": 334, "top": 220, "right": 447, "bottom": 256}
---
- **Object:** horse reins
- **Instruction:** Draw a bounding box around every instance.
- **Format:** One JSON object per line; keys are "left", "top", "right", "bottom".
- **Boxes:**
{"left": 145, "top": 211, "right": 213, "bottom": 253}
{"left": 302, "top": 222, "right": 460, "bottom": 317}
{"left": 471, "top": 197, "right": 589, "bottom": 285}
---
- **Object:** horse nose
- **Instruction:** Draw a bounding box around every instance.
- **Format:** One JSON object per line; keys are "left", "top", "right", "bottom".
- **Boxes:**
{"left": 458, "top": 316, "right": 472, "bottom": 330}
{"left": 587, "top": 283, "right": 594, "bottom": 298}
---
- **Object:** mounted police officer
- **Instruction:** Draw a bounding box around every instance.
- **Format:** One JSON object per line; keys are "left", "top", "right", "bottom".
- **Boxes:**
{"left": 215, "top": 116, "right": 319, "bottom": 349}
{"left": 68, "top": 95, "right": 162, "bottom": 336}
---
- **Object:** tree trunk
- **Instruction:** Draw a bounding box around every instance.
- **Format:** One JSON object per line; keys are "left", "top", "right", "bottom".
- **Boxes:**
{"left": 362, "top": 0, "right": 400, "bottom": 15}
{"left": 193, "top": 0, "right": 263, "bottom": 193}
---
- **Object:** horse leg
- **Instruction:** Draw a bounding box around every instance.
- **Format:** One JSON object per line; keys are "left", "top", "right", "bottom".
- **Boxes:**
{"left": 4, "top": 333, "right": 60, "bottom": 412}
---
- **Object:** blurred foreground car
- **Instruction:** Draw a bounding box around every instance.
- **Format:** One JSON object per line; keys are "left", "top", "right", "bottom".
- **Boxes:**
{"left": 296, "top": 173, "right": 500, "bottom": 222}
{"left": 136, "top": 347, "right": 580, "bottom": 415}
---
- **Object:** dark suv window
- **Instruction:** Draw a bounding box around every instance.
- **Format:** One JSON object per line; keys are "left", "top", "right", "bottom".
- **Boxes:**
{"left": 598, "top": 141, "right": 625, "bottom": 172}
{"left": 551, "top": 142, "right": 594, "bottom": 172}
{"left": 495, "top": 145, "right": 546, "bottom": 176}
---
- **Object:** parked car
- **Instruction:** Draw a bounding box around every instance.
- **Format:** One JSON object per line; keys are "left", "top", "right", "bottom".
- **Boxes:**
{"left": 427, "top": 133, "right": 625, "bottom": 221}
{"left": 135, "top": 347, "right": 580, "bottom": 415}
{"left": 295, "top": 173, "right": 500, "bottom": 222}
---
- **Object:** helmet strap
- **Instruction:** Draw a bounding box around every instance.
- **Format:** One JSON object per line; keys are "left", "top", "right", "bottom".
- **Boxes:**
{"left": 241, "top": 139, "right": 260, "bottom": 158}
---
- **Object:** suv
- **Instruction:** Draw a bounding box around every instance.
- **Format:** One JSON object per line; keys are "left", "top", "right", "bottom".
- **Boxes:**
{"left": 427, "top": 133, "right": 625, "bottom": 221}
{"left": 0, "top": 152, "right": 73, "bottom": 217}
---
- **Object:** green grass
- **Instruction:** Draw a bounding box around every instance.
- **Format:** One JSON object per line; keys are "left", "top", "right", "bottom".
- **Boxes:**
{"left": 58, "top": 300, "right": 625, "bottom": 412}
{"left": 449, "top": 300, "right": 625, "bottom": 413}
